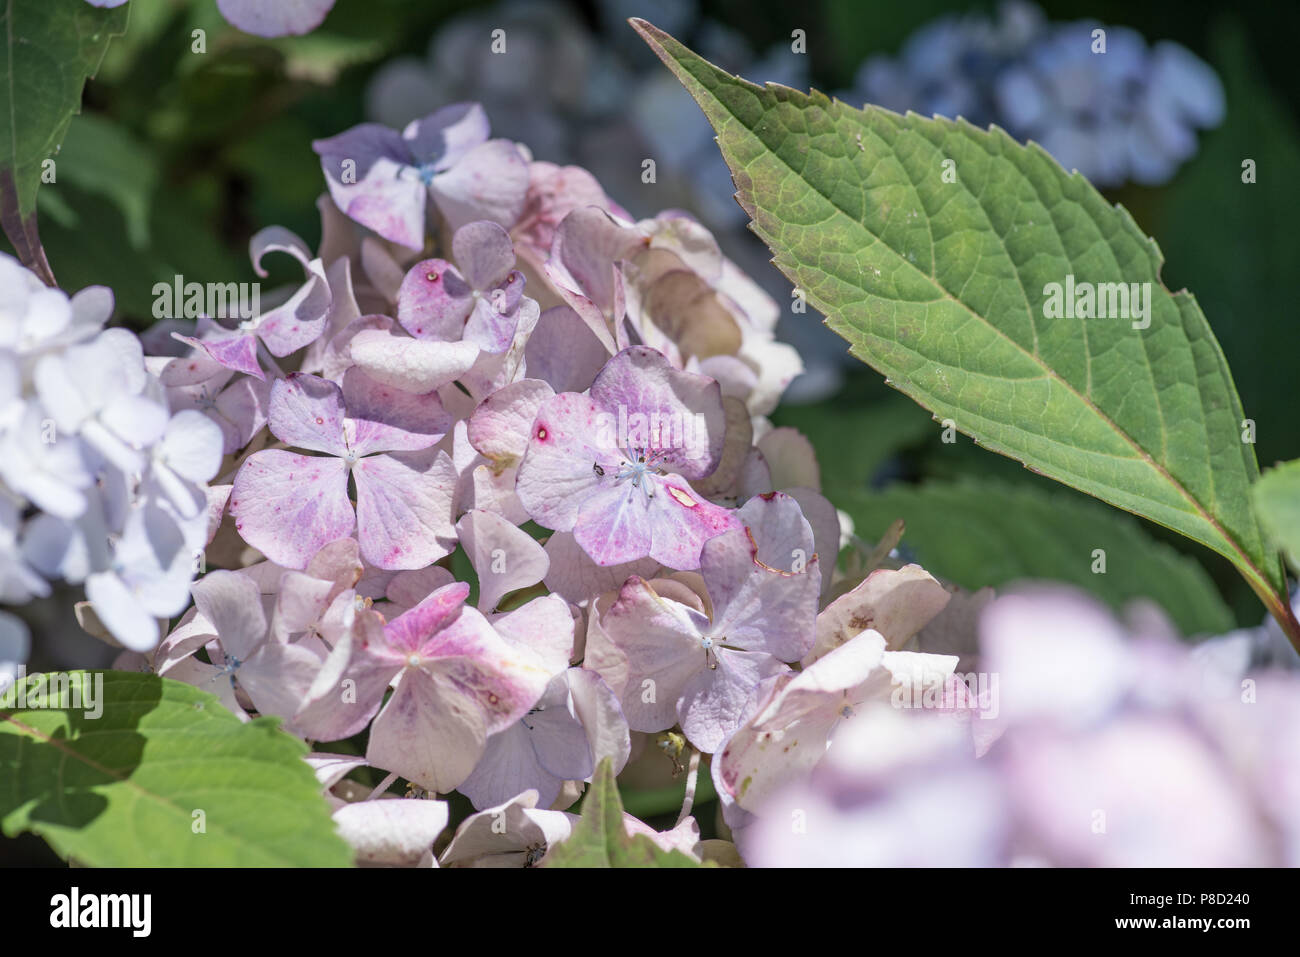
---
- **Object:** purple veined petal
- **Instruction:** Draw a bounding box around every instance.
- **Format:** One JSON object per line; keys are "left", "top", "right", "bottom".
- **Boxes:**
{"left": 678, "top": 648, "right": 789, "bottom": 753}
{"left": 601, "top": 576, "right": 710, "bottom": 733}
{"left": 172, "top": 332, "right": 264, "bottom": 380}
{"left": 349, "top": 328, "right": 480, "bottom": 394}
{"left": 700, "top": 526, "right": 819, "bottom": 663}
{"left": 541, "top": 263, "right": 619, "bottom": 355}
{"left": 452, "top": 220, "right": 517, "bottom": 292}
{"left": 419, "top": 605, "right": 552, "bottom": 733}
{"left": 384, "top": 580, "right": 471, "bottom": 655}
{"left": 216, "top": 0, "right": 335, "bottom": 37}
{"left": 395, "top": 258, "right": 475, "bottom": 340}
{"left": 304, "top": 536, "right": 363, "bottom": 589}
{"left": 466, "top": 377, "right": 554, "bottom": 468}
{"left": 588, "top": 346, "right": 727, "bottom": 480}
{"left": 492, "top": 594, "right": 574, "bottom": 676}
{"left": 541, "top": 531, "right": 659, "bottom": 606}
{"left": 459, "top": 722, "right": 565, "bottom": 811}
{"left": 515, "top": 391, "right": 620, "bottom": 533}
{"left": 312, "top": 124, "right": 426, "bottom": 249}
{"left": 366, "top": 666, "right": 489, "bottom": 793}
{"left": 230, "top": 450, "right": 354, "bottom": 570}
{"left": 190, "top": 569, "right": 267, "bottom": 662}
{"left": 463, "top": 295, "right": 520, "bottom": 355}
{"left": 341, "top": 367, "right": 451, "bottom": 455}
{"left": 573, "top": 478, "right": 655, "bottom": 567}
{"left": 428, "top": 139, "right": 529, "bottom": 233}
{"left": 641, "top": 473, "right": 741, "bottom": 571}
{"left": 267, "top": 373, "right": 349, "bottom": 455}
{"left": 455, "top": 509, "right": 549, "bottom": 613}
{"left": 332, "top": 797, "right": 451, "bottom": 867}
{"left": 352, "top": 448, "right": 457, "bottom": 570}
{"left": 402, "top": 103, "right": 490, "bottom": 172}
{"left": 524, "top": 305, "right": 614, "bottom": 394}
{"left": 294, "top": 610, "right": 403, "bottom": 741}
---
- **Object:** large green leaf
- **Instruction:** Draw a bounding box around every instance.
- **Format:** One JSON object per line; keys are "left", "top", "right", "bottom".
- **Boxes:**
{"left": 631, "top": 20, "right": 1293, "bottom": 642}
{"left": 838, "top": 477, "right": 1235, "bottom": 637}
{"left": 1254, "top": 461, "right": 1300, "bottom": 575}
{"left": 0, "top": 671, "right": 352, "bottom": 867}
{"left": 542, "top": 758, "right": 702, "bottom": 868}
{"left": 0, "top": 0, "right": 129, "bottom": 282}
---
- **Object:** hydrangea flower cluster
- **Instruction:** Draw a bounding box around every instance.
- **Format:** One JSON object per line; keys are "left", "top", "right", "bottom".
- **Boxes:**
{"left": 841, "top": 0, "right": 1225, "bottom": 186}
{"left": 0, "top": 253, "right": 224, "bottom": 654}
{"left": 62, "top": 98, "right": 882, "bottom": 866}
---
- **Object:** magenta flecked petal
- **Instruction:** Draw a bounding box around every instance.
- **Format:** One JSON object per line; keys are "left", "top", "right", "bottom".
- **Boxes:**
{"left": 216, "top": 0, "right": 335, "bottom": 37}
{"left": 678, "top": 648, "right": 788, "bottom": 754}
{"left": 268, "top": 373, "right": 349, "bottom": 456}
{"left": 640, "top": 474, "right": 741, "bottom": 571}
{"left": 366, "top": 666, "right": 488, "bottom": 793}
{"left": 352, "top": 449, "right": 457, "bottom": 570}
{"left": 384, "top": 580, "right": 471, "bottom": 655}
{"left": 466, "top": 378, "right": 554, "bottom": 468}
{"left": 396, "top": 258, "right": 473, "bottom": 340}
{"left": 573, "top": 480, "right": 654, "bottom": 567}
{"left": 342, "top": 367, "right": 451, "bottom": 456}
{"left": 515, "top": 391, "right": 620, "bottom": 533}
{"left": 462, "top": 296, "right": 520, "bottom": 355}
{"left": 174, "top": 333, "right": 264, "bottom": 380}
{"left": 230, "top": 450, "right": 354, "bottom": 570}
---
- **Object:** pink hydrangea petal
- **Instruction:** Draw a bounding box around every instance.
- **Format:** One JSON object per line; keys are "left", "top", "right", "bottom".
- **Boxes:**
{"left": 350, "top": 328, "right": 480, "bottom": 394}
{"left": 601, "top": 577, "right": 708, "bottom": 733}
{"left": 312, "top": 125, "right": 426, "bottom": 250}
{"left": 452, "top": 220, "right": 516, "bottom": 291}
{"left": 463, "top": 294, "right": 521, "bottom": 355}
{"left": 807, "top": 564, "right": 952, "bottom": 665}
{"left": 573, "top": 480, "right": 654, "bottom": 567}
{"left": 700, "top": 526, "right": 819, "bottom": 663}
{"left": 492, "top": 594, "right": 574, "bottom": 675}
{"left": 332, "top": 797, "right": 450, "bottom": 867}
{"left": 268, "top": 373, "right": 349, "bottom": 455}
{"left": 588, "top": 346, "right": 726, "bottom": 480}
{"left": 396, "top": 258, "right": 474, "bottom": 340}
{"left": 541, "top": 531, "right": 659, "bottom": 605}
{"left": 254, "top": 257, "right": 331, "bottom": 357}
{"left": 230, "top": 450, "right": 354, "bottom": 569}
{"left": 641, "top": 474, "right": 741, "bottom": 571}
{"left": 384, "top": 581, "right": 471, "bottom": 654}
{"left": 174, "top": 332, "right": 264, "bottom": 380}
{"left": 190, "top": 570, "right": 267, "bottom": 662}
{"left": 342, "top": 367, "right": 451, "bottom": 455}
{"left": 402, "top": 103, "right": 489, "bottom": 171}
{"left": 352, "top": 449, "right": 457, "bottom": 570}
{"left": 213, "top": 374, "right": 271, "bottom": 451}
{"left": 366, "top": 666, "right": 488, "bottom": 793}
{"left": 678, "top": 648, "right": 788, "bottom": 753}
{"left": 459, "top": 722, "right": 564, "bottom": 811}
{"left": 515, "top": 391, "right": 621, "bottom": 533}
{"left": 466, "top": 378, "right": 554, "bottom": 468}
{"left": 428, "top": 139, "right": 529, "bottom": 232}
{"left": 455, "top": 509, "right": 549, "bottom": 613}
{"left": 524, "top": 305, "right": 610, "bottom": 394}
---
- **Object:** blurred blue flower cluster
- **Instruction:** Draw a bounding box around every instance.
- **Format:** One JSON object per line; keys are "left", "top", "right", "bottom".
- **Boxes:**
{"left": 843, "top": 1, "right": 1225, "bottom": 186}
